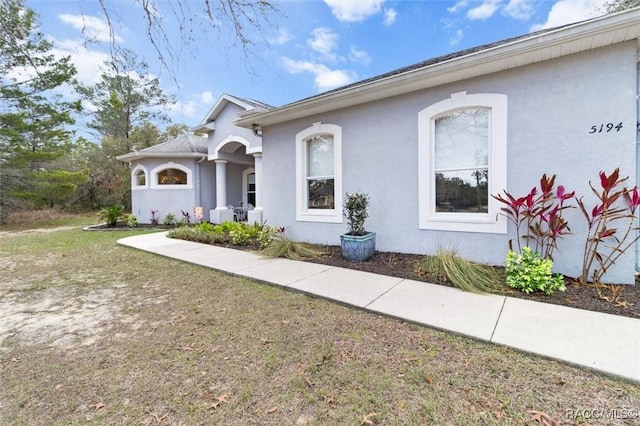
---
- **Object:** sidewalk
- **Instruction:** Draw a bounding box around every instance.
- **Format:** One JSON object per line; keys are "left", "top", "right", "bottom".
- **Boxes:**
{"left": 117, "top": 231, "right": 640, "bottom": 383}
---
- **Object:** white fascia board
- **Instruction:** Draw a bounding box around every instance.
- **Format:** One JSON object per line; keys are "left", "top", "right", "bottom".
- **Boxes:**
{"left": 235, "top": 8, "right": 640, "bottom": 129}
{"left": 115, "top": 152, "right": 206, "bottom": 162}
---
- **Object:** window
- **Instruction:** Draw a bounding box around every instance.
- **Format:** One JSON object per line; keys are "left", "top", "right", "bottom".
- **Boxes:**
{"left": 135, "top": 169, "right": 146, "bottom": 186}
{"left": 296, "top": 122, "right": 343, "bottom": 223}
{"left": 418, "top": 91, "right": 507, "bottom": 233}
{"left": 150, "top": 163, "right": 193, "bottom": 189}
{"left": 131, "top": 165, "right": 148, "bottom": 189}
{"left": 157, "top": 168, "right": 187, "bottom": 185}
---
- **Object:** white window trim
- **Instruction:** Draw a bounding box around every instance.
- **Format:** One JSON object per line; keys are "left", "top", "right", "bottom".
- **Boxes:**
{"left": 131, "top": 164, "right": 148, "bottom": 190}
{"left": 242, "top": 167, "right": 255, "bottom": 207}
{"left": 295, "top": 122, "right": 343, "bottom": 223}
{"left": 418, "top": 91, "right": 507, "bottom": 234}
{"left": 150, "top": 162, "right": 193, "bottom": 190}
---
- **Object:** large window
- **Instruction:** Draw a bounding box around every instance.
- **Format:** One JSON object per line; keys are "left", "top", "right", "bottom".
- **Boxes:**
{"left": 296, "top": 122, "right": 342, "bottom": 223}
{"left": 418, "top": 91, "right": 507, "bottom": 233}
{"left": 157, "top": 168, "right": 187, "bottom": 185}
{"left": 150, "top": 163, "right": 193, "bottom": 189}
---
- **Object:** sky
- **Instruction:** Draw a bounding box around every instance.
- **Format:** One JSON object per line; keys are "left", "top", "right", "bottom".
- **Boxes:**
{"left": 30, "top": 0, "right": 612, "bottom": 134}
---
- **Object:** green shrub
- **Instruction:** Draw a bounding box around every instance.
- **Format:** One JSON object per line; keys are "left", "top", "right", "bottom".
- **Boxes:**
{"left": 124, "top": 214, "right": 138, "bottom": 227}
{"left": 416, "top": 247, "right": 504, "bottom": 294}
{"left": 505, "top": 247, "right": 566, "bottom": 295}
{"left": 167, "top": 226, "right": 225, "bottom": 245}
{"left": 257, "top": 224, "right": 278, "bottom": 249}
{"left": 229, "top": 225, "right": 252, "bottom": 245}
{"left": 162, "top": 213, "right": 177, "bottom": 225}
{"left": 98, "top": 205, "right": 124, "bottom": 227}
{"left": 194, "top": 221, "right": 215, "bottom": 233}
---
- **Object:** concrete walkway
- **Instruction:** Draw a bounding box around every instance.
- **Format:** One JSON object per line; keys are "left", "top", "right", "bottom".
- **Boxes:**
{"left": 117, "top": 231, "right": 640, "bottom": 383}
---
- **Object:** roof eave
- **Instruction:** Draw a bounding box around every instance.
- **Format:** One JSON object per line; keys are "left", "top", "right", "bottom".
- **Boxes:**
{"left": 116, "top": 152, "right": 207, "bottom": 162}
{"left": 235, "top": 8, "right": 640, "bottom": 128}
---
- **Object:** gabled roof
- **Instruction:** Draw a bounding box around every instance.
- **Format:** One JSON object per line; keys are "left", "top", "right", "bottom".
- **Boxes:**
{"left": 236, "top": 7, "right": 640, "bottom": 128}
{"left": 116, "top": 133, "right": 208, "bottom": 162}
{"left": 192, "top": 93, "right": 274, "bottom": 133}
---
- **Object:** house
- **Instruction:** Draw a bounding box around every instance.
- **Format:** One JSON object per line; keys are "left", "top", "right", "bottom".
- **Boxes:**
{"left": 117, "top": 95, "right": 272, "bottom": 224}
{"left": 119, "top": 7, "right": 640, "bottom": 284}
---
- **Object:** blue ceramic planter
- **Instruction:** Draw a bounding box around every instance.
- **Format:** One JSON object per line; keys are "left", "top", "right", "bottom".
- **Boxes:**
{"left": 340, "top": 232, "right": 376, "bottom": 262}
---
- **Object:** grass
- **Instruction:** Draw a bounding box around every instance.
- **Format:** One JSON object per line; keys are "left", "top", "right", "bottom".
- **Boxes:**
{"left": 0, "top": 218, "right": 639, "bottom": 424}
{"left": 416, "top": 246, "right": 506, "bottom": 294}
{"left": 0, "top": 209, "right": 99, "bottom": 232}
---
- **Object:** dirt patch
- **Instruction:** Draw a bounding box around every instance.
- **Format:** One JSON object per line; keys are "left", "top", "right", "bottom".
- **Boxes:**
{"left": 0, "top": 284, "right": 140, "bottom": 352}
{"left": 0, "top": 225, "right": 81, "bottom": 237}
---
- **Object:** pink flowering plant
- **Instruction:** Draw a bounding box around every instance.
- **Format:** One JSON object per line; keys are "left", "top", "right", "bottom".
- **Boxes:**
{"left": 577, "top": 168, "right": 640, "bottom": 285}
{"left": 492, "top": 174, "right": 575, "bottom": 260}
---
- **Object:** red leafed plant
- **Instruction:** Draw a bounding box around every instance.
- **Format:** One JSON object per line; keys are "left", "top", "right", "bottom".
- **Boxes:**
{"left": 492, "top": 174, "right": 574, "bottom": 260}
{"left": 577, "top": 168, "right": 640, "bottom": 285}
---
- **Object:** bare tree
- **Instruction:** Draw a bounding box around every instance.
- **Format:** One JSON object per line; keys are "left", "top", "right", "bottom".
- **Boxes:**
{"left": 603, "top": 0, "right": 640, "bottom": 13}
{"left": 94, "top": 0, "right": 281, "bottom": 75}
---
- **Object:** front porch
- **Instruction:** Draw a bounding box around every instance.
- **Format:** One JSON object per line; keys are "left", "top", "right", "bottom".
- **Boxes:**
{"left": 209, "top": 137, "right": 264, "bottom": 225}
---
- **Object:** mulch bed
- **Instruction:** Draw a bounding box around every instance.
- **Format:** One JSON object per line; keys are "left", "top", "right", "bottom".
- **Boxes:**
{"left": 301, "top": 246, "right": 640, "bottom": 320}
{"left": 92, "top": 223, "right": 639, "bottom": 320}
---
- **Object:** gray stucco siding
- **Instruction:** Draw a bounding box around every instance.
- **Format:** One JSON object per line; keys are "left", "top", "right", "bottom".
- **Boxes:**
{"left": 262, "top": 41, "right": 637, "bottom": 283}
{"left": 208, "top": 103, "right": 262, "bottom": 155}
{"left": 130, "top": 157, "right": 216, "bottom": 223}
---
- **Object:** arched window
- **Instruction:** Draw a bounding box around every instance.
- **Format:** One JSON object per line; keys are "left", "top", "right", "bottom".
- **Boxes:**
{"left": 418, "top": 91, "right": 507, "bottom": 234}
{"left": 157, "top": 168, "right": 187, "bottom": 185}
{"left": 295, "top": 122, "right": 343, "bottom": 223}
{"left": 131, "top": 165, "right": 148, "bottom": 189}
{"left": 150, "top": 163, "right": 193, "bottom": 189}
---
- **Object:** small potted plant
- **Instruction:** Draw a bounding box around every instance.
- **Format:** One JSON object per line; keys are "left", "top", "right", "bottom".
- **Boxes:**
{"left": 341, "top": 192, "right": 375, "bottom": 262}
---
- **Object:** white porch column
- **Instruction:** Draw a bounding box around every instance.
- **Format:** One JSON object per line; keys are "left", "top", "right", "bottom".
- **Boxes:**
{"left": 215, "top": 160, "right": 228, "bottom": 209}
{"left": 211, "top": 160, "right": 234, "bottom": 223}
{"left": 248, "top": 153, "right": 264, "bottom": 225}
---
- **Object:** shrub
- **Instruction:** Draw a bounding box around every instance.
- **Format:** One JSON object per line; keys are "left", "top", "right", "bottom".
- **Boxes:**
{"left": 257, "top": 224, "right": 278, "bottom": 249}
{"left": 229, "top": 225, "right": 252, "bottom": 245}
{"left": 167, "top": 226, "right": 226, "bottom": 245}
{"left": 492, "top": 174, "right": 574, "bottom": 260}
{"left": 98, "top": 205, "right": 124, "bottom": 227}
{"left": 344, "top": 192, "right": 370, "bottom": 236}
{"left": 261, "top": 227, "right": 321, "bottom": 260}
{"left": 577, "top": 168, "right": 640, "bottom": 284}
{"left": 124, "top": 214, "right": 138, "bottom": 227}
{"left": 415, "top": 246, "right": 504, "bottom": 294}
{"left": 505, "top": 247, "right": 565, "bottom": 295}
{"left": 162, "top": 213, "right": 177, "bottom": 225}
{"left": 194, "top": 221, "right": 215, "bottom": 233}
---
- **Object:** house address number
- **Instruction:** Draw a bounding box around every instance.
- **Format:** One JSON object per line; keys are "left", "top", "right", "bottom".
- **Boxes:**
{"left": 588, "top": 122, "right": 623, "bottom": 134}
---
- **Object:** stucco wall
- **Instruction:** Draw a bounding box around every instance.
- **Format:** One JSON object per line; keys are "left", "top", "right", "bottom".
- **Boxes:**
{"left": 130, "top": 158, "right": 216, "bottom": 223}
{"left": 261, "top": 41, "right": 638, "bottom": 284}
{"left": 209, "top": 103, "right": 262, "bottom": 155}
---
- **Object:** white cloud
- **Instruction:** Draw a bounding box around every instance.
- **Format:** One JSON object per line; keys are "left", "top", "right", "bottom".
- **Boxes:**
{"left": 51, "top": 38, "right": 111, "bottom": 86}
{"left": 308, "top": 27, "right": 340, "bottom": 61}
{"left": 467, "top": 0, "right": 502, "bottom": 20}
{"left": 281, "top": 57, "right": 356, "bottom": 91}
{"left": 349, "top": 46, "right": 371, "bottom": 65}
{"left": 383, "top": 8, "right": 397, "bottom": 26}
{"left": 530, "top": 0, "right": 607, "bottom": 31}
{"left": 269, "top": 28, "right": 294, "bottom": 46}
{"left": 502, "top": 0, "right": 535, "bottom": 20}
{"left": 58, "top": 14, "right": 122, "bottom": 43}
{"left": 323, "top": 0, "right": 385, "bottom": 22}
{"left": 447, "top": 0, "right": 470, "bottom": 13}
{"left": 168, "top": 91, "right": 216, "bottom": 121}
{"left": 449, "top": 29, "right": 464, "bottom": 46}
